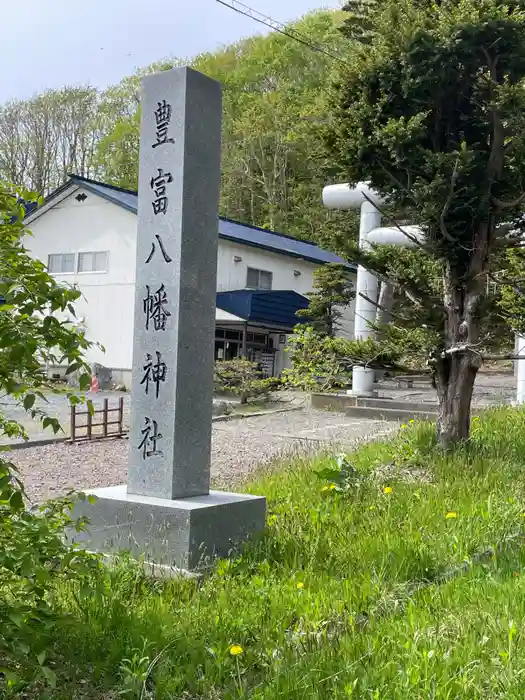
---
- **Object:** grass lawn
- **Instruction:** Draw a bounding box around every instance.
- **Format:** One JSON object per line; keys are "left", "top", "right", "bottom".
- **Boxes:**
{"left": 21, "top": 408, "right": 525, "bottom": 698}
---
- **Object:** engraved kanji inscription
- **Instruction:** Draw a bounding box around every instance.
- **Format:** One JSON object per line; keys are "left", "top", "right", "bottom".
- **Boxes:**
{"left": 145, "top": 233, "right": 172, "bottom": 264}
{"left": 143, "top": 283, "right": 171, "bottom": 331}
{"left": 150, "top": 168, "right": 173, "bottom": 215}
{"left": 140, "top": 351, "right": 167, "bottom": 399}
{"left": 137, "top": 416, "right": 163, "bottom": 459}
{"left": 152, "top": 100, "right": 175, "bottom": 149}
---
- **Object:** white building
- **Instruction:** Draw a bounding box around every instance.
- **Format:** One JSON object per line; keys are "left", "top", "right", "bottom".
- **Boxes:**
{"left": 24, "top": 175, "right": 356, "bottom": 382}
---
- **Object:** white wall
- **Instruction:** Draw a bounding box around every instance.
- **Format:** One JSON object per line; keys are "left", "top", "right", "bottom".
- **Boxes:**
{"left": 26, "top": 187, "right": 356, "bottom": 371}
{"left": 217, "top": 239, "right": 357, "bottom": 337}
{"left": 26, "top": 187, "right": 137, "bottom": 370}
{"left": 217, "top": 240, "right": 317, "bottom": 295}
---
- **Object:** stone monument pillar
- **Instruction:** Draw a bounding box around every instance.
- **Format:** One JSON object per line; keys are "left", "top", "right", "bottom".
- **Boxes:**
{"left": 127, "top": 66, "right": 219, "bottom": 500}
{"left": 72, "top": 67, "right": 266, "bottom": 572}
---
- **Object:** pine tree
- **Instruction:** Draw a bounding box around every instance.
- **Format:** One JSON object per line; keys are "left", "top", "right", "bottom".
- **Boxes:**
{"left": 296, "top": 263, "right": 355, "bottom": 337}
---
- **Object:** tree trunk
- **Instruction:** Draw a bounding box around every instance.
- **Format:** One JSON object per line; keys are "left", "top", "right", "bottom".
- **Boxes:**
{"left": 434, "top": 352, "right": 479, "bottom": 447}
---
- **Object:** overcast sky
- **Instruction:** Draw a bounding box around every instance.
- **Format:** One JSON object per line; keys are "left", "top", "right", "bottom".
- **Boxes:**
{"left": 2, "top": 0, "right": 339, "bottom": 102}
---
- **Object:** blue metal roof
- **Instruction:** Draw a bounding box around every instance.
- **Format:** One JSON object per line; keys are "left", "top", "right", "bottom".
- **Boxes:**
{"left": 217, "top": 217, "right": 348, "bottom": 266}
{"left": 61, "top": 175, "right": 353, "bottom": 268}
{"left": 216, "top": 290, "right": 309, "bottom": 329}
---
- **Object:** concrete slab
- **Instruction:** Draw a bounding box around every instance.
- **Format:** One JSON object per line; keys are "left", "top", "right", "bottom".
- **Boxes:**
{"left": 71, "top": 484, "right": 266, "bottom": 571}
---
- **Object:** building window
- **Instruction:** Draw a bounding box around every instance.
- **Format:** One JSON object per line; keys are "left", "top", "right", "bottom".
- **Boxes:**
{"left": 47, "top": 253, "right": 75, "bottom": 274}
{"left": 78, "top": 251, "right": 109, "bottom": 273}
{"left": 246, "top": 267, "right": 272, "bottom": 290}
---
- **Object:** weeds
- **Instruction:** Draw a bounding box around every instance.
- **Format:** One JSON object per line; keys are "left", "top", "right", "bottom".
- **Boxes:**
{"left": 11, "top": 407, "right": 525, "bottom": 698}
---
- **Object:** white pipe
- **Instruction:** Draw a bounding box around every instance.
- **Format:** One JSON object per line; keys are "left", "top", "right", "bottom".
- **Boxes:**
{"left": 323, "top": 184, "right": 423, "bottom": 396}
{"left": 324, "top": 180, "right": 524, "bottom": 405}
{"left": 517, "top": 335, "right": 525, "bottom": 404}
{"left": 351, "top": 202, "right": 381, "bottom": 395}
{"left": 366, "top": 226, "right": 423, "bottom": 247}
{"left": 323, "top": 182, "right": 385, "bottom": 209}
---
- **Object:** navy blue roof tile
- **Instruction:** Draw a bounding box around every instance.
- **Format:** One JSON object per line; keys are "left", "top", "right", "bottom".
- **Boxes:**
{"left": 55, "top": 175, "right": 354, "bottom": 269}
{"left": 216, "top": 290, "right": 309, "bottom": 329}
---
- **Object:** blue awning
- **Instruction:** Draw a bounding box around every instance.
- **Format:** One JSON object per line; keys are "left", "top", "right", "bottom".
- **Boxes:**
{"left": 216, "top": 290, "right": 309, "bottom": 330}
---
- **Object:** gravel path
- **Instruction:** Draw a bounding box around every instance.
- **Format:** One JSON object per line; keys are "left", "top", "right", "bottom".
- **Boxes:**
{"left": 9, "top": 409, "right": 394, "bottom": 503}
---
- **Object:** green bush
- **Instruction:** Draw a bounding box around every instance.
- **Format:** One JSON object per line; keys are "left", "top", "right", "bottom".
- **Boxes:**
{"left": 0, "top": 466, "right": 99, "bottom": 692}
{"left": 283, "top": 326, "right": 350, "bottom": 391}
{"left": 0, "top": 182, "right": 99, "bottom": 693}
{"left": 283, "top": 325, "right": 403, "bottom": 391}
{"left": 214, "top": 358, "right": 280, "bottom": 404}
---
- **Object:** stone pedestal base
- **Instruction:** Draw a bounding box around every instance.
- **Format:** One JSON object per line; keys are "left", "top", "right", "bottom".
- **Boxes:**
{"left": 70, "top": 485, "right": 266, "bottom": 571}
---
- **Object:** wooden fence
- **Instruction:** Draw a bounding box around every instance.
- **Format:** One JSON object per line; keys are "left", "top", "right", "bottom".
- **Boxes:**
{"left": 70, "top": 397, "right": 125, "bottom": 442}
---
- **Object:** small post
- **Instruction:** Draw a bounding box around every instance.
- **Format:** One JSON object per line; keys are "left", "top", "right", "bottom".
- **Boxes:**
{"left": 241, "top": 322, "right": 248, "bottom": 358}
{"left": 118, "top": 396, "right": 124, "bottom": 436}
{"left": 70, "top": 404, "right": 76, "bottom": 443}
{"left": 103, "top": 398, "right": 109, "bottom": 438}
{"left": 87, "top": 407, "right": 92, "bottom": 440}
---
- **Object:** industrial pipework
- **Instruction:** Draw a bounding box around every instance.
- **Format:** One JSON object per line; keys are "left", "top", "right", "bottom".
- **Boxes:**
{"left": 323, "top": 182, "right": 525, "bottom": 403}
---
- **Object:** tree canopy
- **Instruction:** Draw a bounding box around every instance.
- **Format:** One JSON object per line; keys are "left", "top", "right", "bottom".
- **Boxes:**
{"left": 327, "top": 0, "right": 525, "bottom": 445}
{"left": 0, "top": 11, "right": 355, "bottom": 246}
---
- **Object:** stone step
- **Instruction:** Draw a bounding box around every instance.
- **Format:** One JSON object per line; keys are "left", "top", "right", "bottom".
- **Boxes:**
{"left": 310, "top": 392, "right": 437, "bottom": 415}
{"left": 344, "top": 405, "right": 438, "bottom": 422}
{"left": 356, "top": 397, "right": 437, "bottom": 413}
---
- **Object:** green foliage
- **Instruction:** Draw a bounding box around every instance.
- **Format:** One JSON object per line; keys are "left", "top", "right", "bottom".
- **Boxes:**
{"left": 93, "top": 11, "right": 356, "bottom": 245}
{"left": 0, "top": 464, "right": 99, "bottom": 693}
{"left": 296, "top": 263, "right": 354, "bottom": 336}
{"left": 497, "top": 247, "right": 525, "bottom": 334}
{"left": 0, "top": 182, "right": 99, "bottom": 691}
{"left": 284, "top": 325, "right": 405, "bottom": 391}
{"left": 37, "top": 407, "right": 525, "bottom": 698}
{"left": 315, "top": 453, "right": 363, "bottom": 492}
{"left": 329, "top": 0, "right": 525, "bottom": 297}
{"left": 0, "top": 86, "right": 101, "bottom": 194}
{"left": 283, "top": 326, "right": 351, "bottom": 390}
{"left": 327, "top": 0, "right": 525, "bottom": 443}
{"left": 118, "top": 641, "right": 152, "bottom": 697}
{"left": 214, "top": 358, "right": 280, "bottom": 404}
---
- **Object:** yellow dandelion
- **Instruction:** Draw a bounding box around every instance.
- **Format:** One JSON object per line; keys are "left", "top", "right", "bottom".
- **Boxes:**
{"left": 401, "top": 424, "right": 408, "bottom": 430}
{"left": 409, "top": 419, "right": 415, "bottom": 424}
{"left": 321, "top": 483, "right": 337, "bottom": 492}
{"left": 521, "top": 513, "right": 525, "bottom": 518}
{"left": 296, "top": 582, "right": 305, "bottom": 589}
{"left": 445, "top": 511, "right": 457, "bottom": 519}
{"left": 230, "top": 645, "right": 243, "bottom": 656}
{"left": 384, "top": 486, "right": 393, "bottom": 494}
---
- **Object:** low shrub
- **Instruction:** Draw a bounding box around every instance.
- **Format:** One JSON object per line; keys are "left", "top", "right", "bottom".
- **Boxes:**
{"left": 214, "top": 358, "right": 280, "bottom": 403}
{"left": 283, "top": 325, "right": 401, "bottom": 391}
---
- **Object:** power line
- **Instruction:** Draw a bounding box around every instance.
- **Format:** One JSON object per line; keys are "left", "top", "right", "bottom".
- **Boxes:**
{"left": 215, "top": 0, "right": 350, "bottom": 67}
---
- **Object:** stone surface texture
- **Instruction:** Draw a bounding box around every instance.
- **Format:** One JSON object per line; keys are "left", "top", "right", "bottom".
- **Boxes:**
{"left": 127, "top": 66, "right": 222, "bottom": 500}
{"left": 71, "top": 485, "right": 266, "bottom": 571}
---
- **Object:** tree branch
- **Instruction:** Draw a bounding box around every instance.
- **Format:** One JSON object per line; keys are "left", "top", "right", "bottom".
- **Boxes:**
{"left": 358, "top": 291, "right": 406, "bottom": 323}
{"left": 339, "top": 356, "right": 431, "bottom": 375}
{"left": 488, "top": 272, "right": 525, "bottom": 297}
{"left": 492, "top": 192, "right": 525, "bottom": 210}
{"left": 439, "top": 157, "right": 460, "bottom": 243}
{"left": 481, "top": 353, "right": 525, "bottom": 361}
{"left": 360, "top": 190, "right": 428, "bottom": 251}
